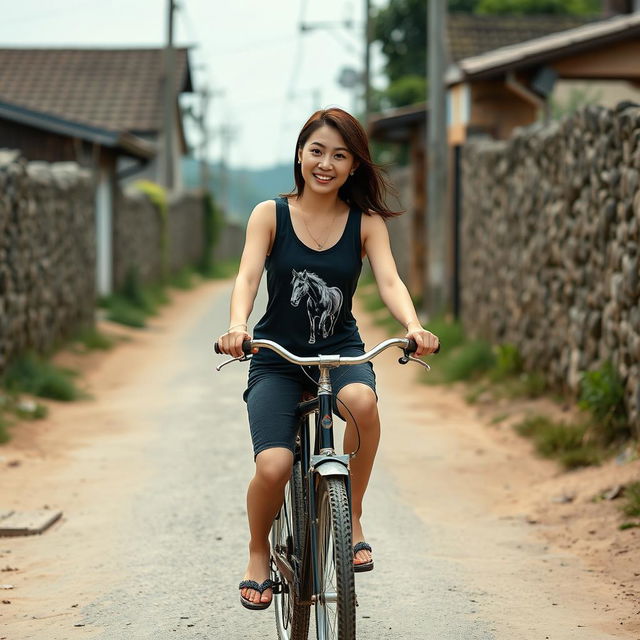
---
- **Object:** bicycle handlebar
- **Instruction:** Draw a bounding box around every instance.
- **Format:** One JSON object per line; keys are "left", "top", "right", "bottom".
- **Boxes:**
{"left": 213, "top": 336, "right": 440, "bottom": 366}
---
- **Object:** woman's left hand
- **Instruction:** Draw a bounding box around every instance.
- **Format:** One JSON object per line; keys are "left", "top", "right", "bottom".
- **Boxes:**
{"left": 405, "top": 322, "right": 440, "bottom": 357}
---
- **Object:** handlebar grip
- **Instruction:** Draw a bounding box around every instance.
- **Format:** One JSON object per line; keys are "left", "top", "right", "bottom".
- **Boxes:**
{"left": 214, "top": 340, "right": 254, "bottom": 355}
{"left": 406, "top": 338, "right": 441, "bottom": 354}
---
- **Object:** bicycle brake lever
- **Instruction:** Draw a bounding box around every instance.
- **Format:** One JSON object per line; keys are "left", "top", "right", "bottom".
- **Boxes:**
{"left": 398, "top": 353, "right": 431, "bottom": 370}
{"left": 216, "top": 354, "right": 252, "bottom": 371}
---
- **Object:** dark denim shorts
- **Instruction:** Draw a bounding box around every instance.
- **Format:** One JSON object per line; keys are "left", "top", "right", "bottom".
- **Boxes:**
{"left": 242, "top": 349, "right": 377, "bottom": 460}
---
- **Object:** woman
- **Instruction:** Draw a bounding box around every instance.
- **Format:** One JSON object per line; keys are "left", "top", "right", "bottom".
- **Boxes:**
{"left": 217, "top": 107, "right": 439, "bottom": 610}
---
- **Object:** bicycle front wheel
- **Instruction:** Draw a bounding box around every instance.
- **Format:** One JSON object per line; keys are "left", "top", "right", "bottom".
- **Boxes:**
{"left": 314, "top": 476, "right": 356, "bottom": 640}
{"left": 272, "top": 460, "right": 310, "bottom": 640}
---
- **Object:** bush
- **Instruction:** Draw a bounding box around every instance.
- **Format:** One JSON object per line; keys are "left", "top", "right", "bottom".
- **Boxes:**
{"left": 75, "top": 327, "right": 114, "bottom": 351}
{"left": 440, "top": 339, "right": 495, "bottom": 383}
{"left": 513, "top": 414, "right": 601, "bottom": 469}
{"left": 489, "top": 343, "right": 523, "bottom": 382}
{"left": 170, "top": 266, "right": 195, "bottom": 290}
{"left": 2, "top": 352, "right": 80, "bottom": 401}
{"left": 621, "top": 482, "right": 640, "bottom": 518}
{"left": 579, "top": 360, "right": 629, "bottom": 444}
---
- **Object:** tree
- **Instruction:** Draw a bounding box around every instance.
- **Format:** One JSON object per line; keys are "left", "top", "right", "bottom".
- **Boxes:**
{"left": 372, "top": 0, "right": 601, "bottom": 110}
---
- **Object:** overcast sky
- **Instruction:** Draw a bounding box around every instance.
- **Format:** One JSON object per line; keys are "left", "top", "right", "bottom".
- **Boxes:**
{"left": 0, "top": 0, "right": 388, "bottom": 170}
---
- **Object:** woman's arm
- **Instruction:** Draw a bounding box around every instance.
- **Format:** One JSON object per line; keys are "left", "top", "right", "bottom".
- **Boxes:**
{"left": 218, "top": 201, "right": 275, "bottom": 357}
{"left": 362, "top": 213, "right": 439, "bottom": 357}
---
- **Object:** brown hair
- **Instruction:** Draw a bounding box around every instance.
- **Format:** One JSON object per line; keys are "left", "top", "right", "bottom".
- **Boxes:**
{"left": 281, "top": 107, "right": 403, "bottom": 219}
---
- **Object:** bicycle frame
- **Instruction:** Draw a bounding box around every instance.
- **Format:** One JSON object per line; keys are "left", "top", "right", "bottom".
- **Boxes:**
{"left": 282, "top": 363, "right": 352, "bottom": 608}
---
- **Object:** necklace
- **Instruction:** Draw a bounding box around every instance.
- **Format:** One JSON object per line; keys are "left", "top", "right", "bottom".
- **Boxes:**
{"left": 300, "top": 208, "right": 340, "bottom": 249}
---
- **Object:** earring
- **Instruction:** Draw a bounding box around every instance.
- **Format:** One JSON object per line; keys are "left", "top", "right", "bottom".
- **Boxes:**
{"left": 350, "top": 171, "right": 354, "bottom": 176}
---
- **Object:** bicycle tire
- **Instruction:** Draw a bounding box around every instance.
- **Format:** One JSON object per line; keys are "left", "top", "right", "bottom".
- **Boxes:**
{"left": 272, "top": 461, "right": 310, "bottom": 640}
{"left": 314, "top": 476, "right": 356, "bottom": 640}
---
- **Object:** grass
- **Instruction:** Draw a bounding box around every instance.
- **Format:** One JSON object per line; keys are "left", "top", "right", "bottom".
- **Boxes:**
{"left": 0, "top": 414, "right": 9, "bottom": 444}
{"left": 170, "top": 266, "right": 196, "bottom": 290}
{"left": 202, "top": 258, "right": 241, "bottom": 280}
{"left": 513, "top": 415, "right": 602, "bottom": 469}
{"left": 74, "top": 327, "right": 115, "bottom": 351}
{"left": 620, "top": 481, "right": 640, "bottom": 518}
{"left": 1, "top": 352, "right": 81, "bottom": 401}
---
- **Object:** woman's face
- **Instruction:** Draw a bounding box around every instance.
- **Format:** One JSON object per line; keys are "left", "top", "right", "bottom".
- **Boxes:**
{"left": 297, "top": 124, "right": 358, "bottom": 195}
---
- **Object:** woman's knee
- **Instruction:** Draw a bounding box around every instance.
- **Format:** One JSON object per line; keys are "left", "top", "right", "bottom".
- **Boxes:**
{"left": 254, "top": 447, "right": 293, "bottom": 486}
{"left": 337, "top": 383, "right": 378, "bottom": 423}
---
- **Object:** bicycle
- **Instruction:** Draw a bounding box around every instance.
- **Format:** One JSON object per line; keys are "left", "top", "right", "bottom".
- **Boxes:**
{"left": 214, "top": 336, "right": 438, "bottom": 640}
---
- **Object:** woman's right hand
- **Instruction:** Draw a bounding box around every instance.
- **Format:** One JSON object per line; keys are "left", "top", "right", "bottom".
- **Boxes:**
{"left": 217, "top": 327, "right": 255, "bottom": 359}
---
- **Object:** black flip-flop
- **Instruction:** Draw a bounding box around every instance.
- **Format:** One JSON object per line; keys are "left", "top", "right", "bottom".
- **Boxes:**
{"left": 353, "top": 542, "right": 374, "bottom": 573}
{"left": 238, "top": 579, "right": 276, "bottom": 610}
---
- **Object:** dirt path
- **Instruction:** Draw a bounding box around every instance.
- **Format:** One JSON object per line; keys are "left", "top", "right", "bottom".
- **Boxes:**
{"left": 0, "top": 279, "right": 638, "bottom": 639}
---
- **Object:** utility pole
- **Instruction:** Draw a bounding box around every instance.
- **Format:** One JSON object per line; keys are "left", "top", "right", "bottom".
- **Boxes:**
{"left": 364, "top": 0, "right": 371, "bottom": 121}
{"left": 427, "top": 0, "right": 448, "bottom": 315}
{"left": 162, "top": 0, "right": 177, "bottom": 191}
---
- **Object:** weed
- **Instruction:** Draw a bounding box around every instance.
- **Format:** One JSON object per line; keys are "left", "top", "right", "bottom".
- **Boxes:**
{"left": 2, "top": 352, "right": 80, "bottom": 401}
{"left": 440, "top": 339, "right": 495, "bottom": 383}
{"left": 620, "top": 481, "right": 640, "bottom": 518}
{"left": 170, "top": 267, "right": 195, "bottom": 290}
{"left": 579, "top": 361, "right": 629, "bottom": 444}
{"left": 204, "top": 258, "right": 241, "bottom": 279}
{"left": 104, "top": 297, "right": 147, "bottom": 328}
{"left": 0, "top": 414, "right": 9, "bottom": 444}
{"left": 489, "top": 343, "right": 523, "bottom": 382}
{"left": 75, "top": 327, "right": 114, "bottom": 351}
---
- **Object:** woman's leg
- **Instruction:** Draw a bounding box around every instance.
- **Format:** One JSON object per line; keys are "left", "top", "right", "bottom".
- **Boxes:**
{"left": 337, "top": 382, "right": 379, "bottom": 566}
{"left": 241, "top": 446, "right": 293, "bottom": 605}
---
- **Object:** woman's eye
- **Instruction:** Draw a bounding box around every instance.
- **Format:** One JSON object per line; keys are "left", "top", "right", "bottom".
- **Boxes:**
{"left": 335, "top": 154, "right": 345, "bottom": 159}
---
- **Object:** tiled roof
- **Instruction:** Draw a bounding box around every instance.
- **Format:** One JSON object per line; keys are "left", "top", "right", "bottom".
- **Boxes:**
{"left": 447, "top": 13, "right": 599, "bottom": 62}
{"left": 447, "top": 12, "right": 640, "bottom": 82}
{"left": 0, "top": 47, "right": 193, "bottom": 134}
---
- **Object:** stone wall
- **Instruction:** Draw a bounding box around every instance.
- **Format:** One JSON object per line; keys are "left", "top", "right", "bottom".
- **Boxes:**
{"left": 460, "top": 103, "right": 640, "bottom": 432}
{"left": 114, "top": 188, "right": 208, "bottom": 290}
{"left": 0, "top": 151, "right": 95, "bottom": 372}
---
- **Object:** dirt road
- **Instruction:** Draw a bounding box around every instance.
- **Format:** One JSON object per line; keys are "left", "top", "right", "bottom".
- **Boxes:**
{"left": 0, "top": 279, "right": 638, "bottom": 639}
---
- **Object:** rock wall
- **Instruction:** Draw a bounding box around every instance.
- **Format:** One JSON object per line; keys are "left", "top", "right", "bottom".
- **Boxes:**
{"left": 114, "top": 188, "right": 208, "bottom": 289}
{"left": 460, "top": 103, "right": 640, "bottom": 432}
{"left": 0, "top": 151, "right": 95, "bottom": 372}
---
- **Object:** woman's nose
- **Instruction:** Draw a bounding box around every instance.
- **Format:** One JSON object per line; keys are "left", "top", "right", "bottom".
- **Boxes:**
{"left": 318, "top": 154, "right": 332, "bottom": 169}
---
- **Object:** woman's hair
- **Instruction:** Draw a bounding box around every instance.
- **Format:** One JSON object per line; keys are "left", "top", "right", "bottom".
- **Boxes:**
{"left": 281, "top": 107, "right": 403, "bottom": 219}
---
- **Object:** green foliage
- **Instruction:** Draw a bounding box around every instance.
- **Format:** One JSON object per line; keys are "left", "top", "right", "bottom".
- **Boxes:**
{"left": 476, "top": 0, "right": 599, "bottom": 13}
{"left": 439, "top": 339, "right": 495, "bottom": 383}
{"left": 0, "top": 414, "right": 9, "bottom": 444}
{"left": 75, "top": 327, "right": 114, "bottom": 351}
{"left": 206, "top": 258, "right": 241, "bottom": 280}
{"left": 425, "top": 315, "right": 465, "bottom": 350}
{"left": 170, "top": 266, "right": 195, "bottom": 290}
{"left": 620, "top": 482, "right": 640, "bottom": 518}
{"left": 2, "top": 352, "right": 80, "bottom": 401}
{"left": 103, "top": 296, "right": 148, "bottom": 328}
{"left": 513, "top": 415, "right": 601, "bottom": 469}
{"left": 578, "top": 360, "right": 629, "bottom": 444}
{"left": 199, "top": 192, "right": 225, "bottom": 276}
{"left": 489, "top": 343, "right": 523, "bottom": 381}
{"left": 372, "top": 0, "right": 600, "bottom": 109}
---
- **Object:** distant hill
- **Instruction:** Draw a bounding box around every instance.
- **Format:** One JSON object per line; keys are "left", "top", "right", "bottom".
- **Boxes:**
{"left": 182, "top": 157, "right": 295, "bottom": 225}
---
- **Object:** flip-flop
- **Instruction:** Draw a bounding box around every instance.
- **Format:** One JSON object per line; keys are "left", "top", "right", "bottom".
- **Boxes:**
{"left": 238, "top": 579, "right": 276, "bottom": 610}
{"left": 353, "top": 541, "right": 374, "bottom": 573}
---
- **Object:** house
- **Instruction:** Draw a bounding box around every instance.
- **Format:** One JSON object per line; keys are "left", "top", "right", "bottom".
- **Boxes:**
{"left": 0, "top": 47, "right": 194, "bottom": 295}
{"left": 368, "top": 9, "right": 640, "bottom": 316}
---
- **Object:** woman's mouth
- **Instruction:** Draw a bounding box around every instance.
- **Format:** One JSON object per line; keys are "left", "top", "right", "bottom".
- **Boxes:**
{"left": 313, "top": 174, "right": 334, "bottom": 184}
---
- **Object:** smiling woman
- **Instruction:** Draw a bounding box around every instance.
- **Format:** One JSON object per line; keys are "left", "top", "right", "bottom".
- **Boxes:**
{"left": 216, "top": 106, "right": 441, "bottom": 612}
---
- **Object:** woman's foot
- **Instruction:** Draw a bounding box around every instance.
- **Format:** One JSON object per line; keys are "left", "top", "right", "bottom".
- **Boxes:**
{"left": 352, "top": 518, "right": 372, "bottom": 567}
{"left": 240, "top": 545, "right": 272, "bottom": 606}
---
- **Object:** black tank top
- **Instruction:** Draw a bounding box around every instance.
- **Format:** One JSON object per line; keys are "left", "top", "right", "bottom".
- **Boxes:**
{"left": 251, "top": 196, "right": 364, "bottom": 365}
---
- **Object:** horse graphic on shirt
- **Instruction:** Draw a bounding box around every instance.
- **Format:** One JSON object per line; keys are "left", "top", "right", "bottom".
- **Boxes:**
{"left": 290, "top": 269, "right": 343, "bottom": 344}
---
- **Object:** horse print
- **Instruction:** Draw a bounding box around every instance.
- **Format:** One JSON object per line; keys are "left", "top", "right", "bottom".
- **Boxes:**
{"left": 290, "top": 269, "right": 343, "bottom": 344}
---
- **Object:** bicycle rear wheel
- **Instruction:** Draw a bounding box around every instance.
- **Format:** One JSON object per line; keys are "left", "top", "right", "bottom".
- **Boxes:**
{"left": 272, "top": 460, "right": 310, "bottom": 640}
{"left": 314, "top": 476, "right": 356, "bottom": 640}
